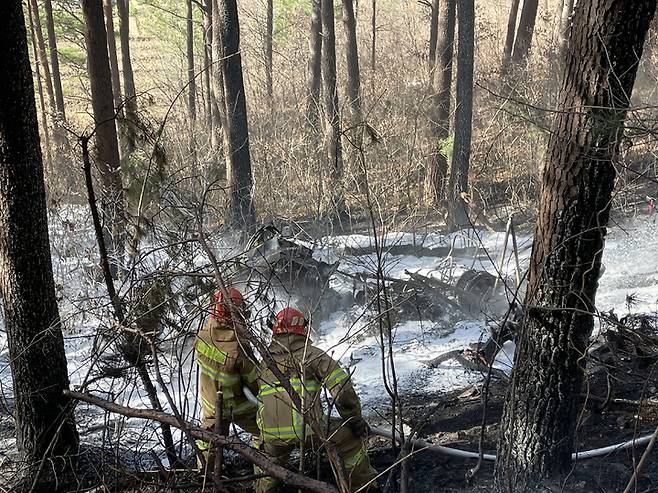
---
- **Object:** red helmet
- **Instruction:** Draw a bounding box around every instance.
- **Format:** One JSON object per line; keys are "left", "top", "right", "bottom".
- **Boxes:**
{"left": 271, "top": 307, "right": 307, "bottom": 335}
{"left": 211, "top": 287, "right": 244, "bottom": 322}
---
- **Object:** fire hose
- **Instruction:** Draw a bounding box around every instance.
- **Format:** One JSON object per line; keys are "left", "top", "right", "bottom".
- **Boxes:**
{"left": 243, "top": 387, "right": 655, "bottom": 461}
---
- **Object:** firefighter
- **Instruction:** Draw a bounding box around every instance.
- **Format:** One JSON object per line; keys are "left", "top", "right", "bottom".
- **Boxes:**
{"left": 255, "top": 307, "right": 379, "bottom": 493}
{"left": 195, "top": 287, "right": 260, "bottom": 469}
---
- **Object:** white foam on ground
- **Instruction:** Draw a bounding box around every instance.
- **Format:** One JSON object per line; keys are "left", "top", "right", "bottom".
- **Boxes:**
{"left": 0, "top": 209, "right": 656, "bottom": 460}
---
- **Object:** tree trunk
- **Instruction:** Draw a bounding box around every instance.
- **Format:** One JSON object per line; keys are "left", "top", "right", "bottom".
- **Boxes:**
{"left": 370, "top": 0, "right": 376, "bottom": 94}
{"left": 103, "top": 0, "right": 126, "bottom": 160}
{"left": 43, "top": 0, "right": 66, "bottom": 121}
{"left": 186, "top": 0, "right": 197, "bottom": 121}
{"left": 28, "top": 0, "right": 56, "bottom": 114}
{"left": 510, "top": 0, "right": 539, "bottom": 67}
{"left": 425, "top": 0, "right": 455, "bottom": 206}
{"left": 446, "top": 0, "right": 474, "bottom": 229}
{"left": 501, "top": 0, "right": 521, "bottom": 74}
{"left": 27, "top": 0, "right": 53, "bottom": 172}
{"left": 210, "top": 0, "right": 227, "bottom": 173}
{"left": 81, "top": 0, "right": 125, "bottom": 278}
{"left": 27, "top": 0, "right": 65, "bottom": 153}
{"left": 265, "top": 0, "right": 273, "bottom": 98}
{"left": 558, "top": 0, "right": 575, "bottom": 53}
{"left": 494, "top": 1, "right": 656, "bottom": 491}
{"left": 214, "top": 0, "right": 256, "bottom": 229}
{"left": 116, "top": 0, "right": 137, "bottom": 155}
{"left": 306, "top": 0, "right": 322, "bottom": 129}
{"left": 428, "top": 0, "right": 439, "bottom": 76}
{"left": 103, "top": 0, "right": 122, "bottom": 112}
{"left": 202, "top": 0, "right": 212, "bottom": 126}
{"left": 321, "top": 0, "right": 346, "bottom": 224}
{"left": 0, "top": 2, "right": 79, "bottom": 488}
{"left": 342, "top": 0, "right": 365, "bottom": 190}
{"left": 206, "top": 0, "right": 224, "bottom": 152}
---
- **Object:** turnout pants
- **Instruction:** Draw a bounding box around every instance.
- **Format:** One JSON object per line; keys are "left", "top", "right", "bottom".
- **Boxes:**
{"left": 255, "top": 419, "right": 378, "bottom": 493}
{"left": 197, "top": 405, "right": 260, "bottom": 473}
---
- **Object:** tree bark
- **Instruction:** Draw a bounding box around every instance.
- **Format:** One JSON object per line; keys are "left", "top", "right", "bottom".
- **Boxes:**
{"left": 494, "top": 1, "right": 656, "bottom": 491}
{"left": 43, "top": 0, "right": 66, "bottom": 121}
{"left": 447, "top": 0, "right": 474, "bottom": 229}
{"left": 27, "top": 0, "right": 66, "bottom": 153}
{"left": 214, "top": 0, "right": 256, "bottom": 229}
{"left": 342, "top": 0, "right": 365, "bottom": 190}
{"left": 210, "top": 0, "right": 228, "bottom": 164}
{"left": 370, "top": 0, "right": 376, "bottom": 94}
{"left": 265, "top": 0, "right": 273, "bottom": 98}
{"left": 28, "top": 0, "right": 56, "bottom": 115}
{"left": 558, "top": 0, "right": 575, "bottom": 54}
{"left": 306, "top": 0, "right": 322, "bottom": 129}
{"left": 0, "top": 2, "right": 79, "bottom": 487}
{"left": 102, "top": 0, "right": 127, "bottom": 160}
{"left": 103, "top": 0, "right": 122, "bottom": 112}
{"left": 501, "top": 0, "right": 521, "bottom": 74}
{"left": 186, "top": 0, "right": 197, "bottom": 121}
{"left": 428, "top": 0, "right": 439, "bottom": 76}
{"left": 116, "top": 0, "right": 137, "bottom": 155}
{"left": 27, "top": 0, "right": 53, "bottom": 172}
{"left": 321, "top": 0, "right": 346, "bottom": 223}
{"left": 510, "top": 0, "right": 539, "bottom": 67}
{"left": 81, "top": 0, "right": 125, "bottom": 278}
{"left": 425, "top": 0, "right": 455, "bottom": 206}
{"left": 202, "top": 0, "right": 212, "bottom": 126}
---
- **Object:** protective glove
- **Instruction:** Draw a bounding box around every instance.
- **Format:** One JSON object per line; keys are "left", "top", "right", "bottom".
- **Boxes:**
{"left": 349, "top": 416, "right": 370, "bottom": 437}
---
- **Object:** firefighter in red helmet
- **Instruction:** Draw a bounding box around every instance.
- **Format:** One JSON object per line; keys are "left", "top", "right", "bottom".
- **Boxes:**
{"left": 255, "top": 307, "right": 379, "bottom": 492}
{"left": 195, "top": 287, "right": 260, "bottom": 470}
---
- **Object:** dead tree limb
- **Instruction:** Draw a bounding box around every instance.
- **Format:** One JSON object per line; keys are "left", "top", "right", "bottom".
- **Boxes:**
{"left": 81, "top": 136, "right": 180, "bottom": 467}
{"left": 64, "top": 390, "right": 339, "bottom": 493}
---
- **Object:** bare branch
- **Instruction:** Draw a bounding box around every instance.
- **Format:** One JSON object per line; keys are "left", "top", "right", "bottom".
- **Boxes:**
{"left": 64, "top": 390, "right": 339, "bottom": 493}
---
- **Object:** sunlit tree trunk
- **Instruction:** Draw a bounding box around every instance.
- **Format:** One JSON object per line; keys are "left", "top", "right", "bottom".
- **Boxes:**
{"left": 370, "top": 0, "right": 376, "bottom": 94}
{"left": 27, "top": 0, "right": 65, "bottom": 152}
{"left": 428, "top": 0, "right": 439, "bottom": 76}
{"left": 447, "top": 0, "right": 474, "bottom": 229}
{"left": 495, "top": 1, "right": 656, "bottom": 491}
{"left": 0, "top": 4, "right": 79, "bottom": 489}
{"left": 43, "top": 0, "right": 66, "bottom": 121}
{"left": 342, "top": 0, "right": 365, "bottom": 190}
{"left": 265, "top": 0, "right": 273, "bottom": 98}
{"left": 103, "top": 0, "right": 122, "bottom": 111}
{"left": 103, "top": 0, "right": 126, "bottom": 159}
{"left": 214, "top": 0, "right": 256, "bottom": 229}
{"left": 82, "top": 0, "right": 125, "bottom": 278}
{"left": 206, "top": 0, "right": 224, "bottom": 152}
{"left": 202, "top": 0, "right": 213, "bottom": 127}
{"left": 321, "top": 0, "right": 346, "bottom": 224}
{"left": 510, "top": 0, "right": 539, "bottom": 67}
{"left": 186, "top": 0, "right": 197, "bottom": 121}
{"left": 425, "top": 0, "right": 455, "bottom": 207}
{"left": 27, "top": 0, "right": 53, "bottom": 173}
{"left": 306, "top": 0, "right": 322, "bottom": 129}
{"left": 116, "top": 0, "right": 137, "bottom": 155}
{"left": 558, "top": 0, "right": 575, "bottom": 53}
{"left": 211, "top": 0, "right": 228, "bottom": 168}
{"left": 29, "top": 0, "right": 55, "bottom": 114}
{"left": 501, "top": 0, "right": 521, "bottom": 74}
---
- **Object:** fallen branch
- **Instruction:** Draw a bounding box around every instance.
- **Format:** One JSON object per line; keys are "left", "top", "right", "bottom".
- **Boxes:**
{"left": 422, "top": 349, "right": 509, "bottom": 381}
{"left": 64, "top": 390, "right": 338, "bottom": 493}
